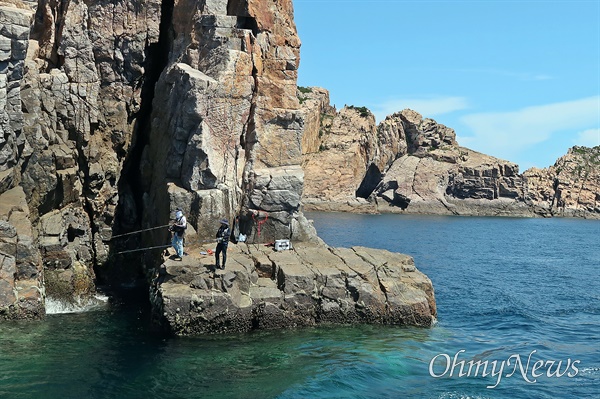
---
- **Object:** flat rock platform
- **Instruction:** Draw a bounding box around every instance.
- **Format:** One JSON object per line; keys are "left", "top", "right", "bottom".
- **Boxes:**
{"left": 150, "top": 242, "right": 437, "bottom": 335}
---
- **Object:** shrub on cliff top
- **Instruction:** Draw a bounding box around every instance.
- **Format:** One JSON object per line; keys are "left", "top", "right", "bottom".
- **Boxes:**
{"left": 347, "top": 105, "right": 371, "bottom": 118}
{"left": 298, "top": 86, "right": 313, "bottom": 94}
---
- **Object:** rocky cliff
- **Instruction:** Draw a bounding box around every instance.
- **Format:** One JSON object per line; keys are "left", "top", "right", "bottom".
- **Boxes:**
{"left": 139, "top": 0, "right": 318, "bottom": 259}
{"left": 0, "top": 186, "right": 44, "bottom": 318}
{"left": 8, "top": 0, "right": 593, "bottom": 327}
{"left": 0, "top": 0, "right": 324, "bottom": 317}
{"left": 152, "top": 242, "right": 436, "bottom": 335}
{"left": 1, "top": 0, "right": 165, "bottom": 313}
{"left": 523, "top": 146, "right": 600, "bottom": 217}
{"left": 300, "top": 88, "right": 599, "bottom": 219}
{"left": 0, "top": 0, "right": 439, "bottom": 330}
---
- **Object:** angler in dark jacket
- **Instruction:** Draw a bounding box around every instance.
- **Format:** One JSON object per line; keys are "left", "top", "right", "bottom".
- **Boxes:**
{"left": 215, "top": 219, "right": 230, "bottom": 269}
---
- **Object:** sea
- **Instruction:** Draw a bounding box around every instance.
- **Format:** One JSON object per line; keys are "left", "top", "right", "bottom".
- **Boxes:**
{"left": 0, "top": 213, "right": 598, "bottom": 399}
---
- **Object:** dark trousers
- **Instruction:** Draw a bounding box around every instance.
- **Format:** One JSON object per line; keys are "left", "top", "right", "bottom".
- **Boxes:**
{"left": 215, "top": 242, "right": 228, "bottom": 268}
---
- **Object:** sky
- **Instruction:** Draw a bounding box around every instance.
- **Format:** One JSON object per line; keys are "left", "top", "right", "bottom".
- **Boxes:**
{"left": 293, "top": 0, "right": 600, "bottom": 171}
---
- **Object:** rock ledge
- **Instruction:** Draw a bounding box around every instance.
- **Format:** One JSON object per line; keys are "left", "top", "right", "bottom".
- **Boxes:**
{"left": 151, "top": 242, "right": 436, "bottom": 335}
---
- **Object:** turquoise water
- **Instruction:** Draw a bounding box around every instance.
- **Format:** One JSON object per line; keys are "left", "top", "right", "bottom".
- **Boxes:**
{"left": 1, "top": 214, "right": 599, "bottom": 398}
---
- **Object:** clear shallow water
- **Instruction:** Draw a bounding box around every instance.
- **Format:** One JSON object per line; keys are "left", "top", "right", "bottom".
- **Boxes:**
{"left": 1, "top": 213, "right": 599, "bottom": 398}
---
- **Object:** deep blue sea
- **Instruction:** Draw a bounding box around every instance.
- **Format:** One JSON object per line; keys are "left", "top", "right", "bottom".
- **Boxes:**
{"left": 1, "top": 213, "right": 598, "bottom": 399}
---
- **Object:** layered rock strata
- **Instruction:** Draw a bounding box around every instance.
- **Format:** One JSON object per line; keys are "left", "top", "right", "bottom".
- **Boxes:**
{"left": 1, "top": 0, "right": 326, "bottom": 313}
{"left": 0, "top": 0, "right": 163, "bottom": 302}
{"left": 0, "top": 187, "right": 44, "bottom": 319}
{"left": 0, "top": 4, "right": 32, "bottom": 183}
{"left": 139, "top": 0, "right": 317, "bottom": 259}
{"left": 151, "top": 242, "right": 437, "bottom": 335}
{"left": 7, "top": 0, "right": 443, "bottom": 323}
{"left": 300, "top": 89, "right": 599, "bottom": 219}
{"left": 523, "top": 146, "right": 600, "bottom": 217}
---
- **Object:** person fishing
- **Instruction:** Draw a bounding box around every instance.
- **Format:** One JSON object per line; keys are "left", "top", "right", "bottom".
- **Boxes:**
{"left": 215, "top": 219, "right": 230, "bottom": 269}
{"left": 169, "top": 209, "right": 187, "bottom": 261}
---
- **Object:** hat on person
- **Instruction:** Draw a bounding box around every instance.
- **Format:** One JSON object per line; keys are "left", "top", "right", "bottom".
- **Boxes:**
{"left": 220, "top": 219, "right": 229, "bottom": 225}
{"left": 176, "top": 210, "right": 183, "bottom": 218}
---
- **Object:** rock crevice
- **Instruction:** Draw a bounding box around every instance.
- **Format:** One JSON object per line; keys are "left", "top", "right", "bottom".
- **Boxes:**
{"left": 151, "top": 242, "right": 436, "bottom": 335}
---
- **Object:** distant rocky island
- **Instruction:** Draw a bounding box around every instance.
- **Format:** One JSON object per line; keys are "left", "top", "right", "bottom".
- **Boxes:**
{"left": 0, "top": 0, "right": 596, "bottom": 329}
{"left": 299, "top": 87, "right": 600, "bottom": 219}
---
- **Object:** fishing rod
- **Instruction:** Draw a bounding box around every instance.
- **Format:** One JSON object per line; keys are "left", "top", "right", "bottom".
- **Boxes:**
{"left": 115, "top": 239, "right": 221, "bottom": 255}
{"left": 116, "top": 244, "right": 172, "bottom": 255}
{"left": 110, "top": 224, "right": 171, "bottom": 240}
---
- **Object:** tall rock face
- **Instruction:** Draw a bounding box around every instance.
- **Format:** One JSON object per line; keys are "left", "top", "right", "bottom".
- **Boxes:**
{"left": 0, "top": 0, "right": 322, "bottom": 314}
{"left": 298, "top": 86, "right": 334, "bottom": 155}
{"left": 301, "top": 91, "right": 598, "bottom": 219}
{"left": 141, "top": 0, "right": 318, "bottom": 256}
{"left": 0, "top": 187, "right": 44, "bottom": 319}
{"left": 300, "top": 88, "right": 405, "bottom": 212}
{"left": 302, "top": 103, "right": 378, "bottom": 212}
{"left": 0, "top": 3, "right": 46, "bottom": 318}
{"left": 12, "top": 0, "right": 161, "bottom": 301}
{"left": 1, "top": 3, "right": 33, "bottom": 192}
{"left": 523, "top": 146, "right": 600, "bottom": 217}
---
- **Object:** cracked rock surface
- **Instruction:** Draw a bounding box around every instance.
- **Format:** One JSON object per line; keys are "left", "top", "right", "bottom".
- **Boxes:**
{"left": 151, "top": 242, "right": 436, "bottom": 335}
{"left": 300, "top": 91, "right": 599, "bottom": 219}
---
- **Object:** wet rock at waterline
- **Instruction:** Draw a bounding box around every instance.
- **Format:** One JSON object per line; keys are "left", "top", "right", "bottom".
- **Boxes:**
{"left": 299, "top": 91, "right": 600, "bottom": 219}
{"left": 0, "top": 187, "right": 44, "bottom": 319}
{"left": 151, "top": 242, "right": 436, "bottom": 335}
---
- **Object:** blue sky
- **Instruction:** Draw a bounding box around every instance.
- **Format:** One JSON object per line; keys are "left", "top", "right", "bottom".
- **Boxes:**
{"left": 294, "top": 0, "right": 600, "bottom": 171}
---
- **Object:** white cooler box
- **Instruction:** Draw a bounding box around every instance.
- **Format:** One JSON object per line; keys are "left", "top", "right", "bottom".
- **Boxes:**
{"left": 274, "top": 239, "right": 291, "bottom": 251}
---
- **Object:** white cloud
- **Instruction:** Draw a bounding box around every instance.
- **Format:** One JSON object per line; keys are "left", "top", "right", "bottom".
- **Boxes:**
{"left": 439, "top": 68, "right": 554, "bottom": 82}
{"left": 459, "top": 96, "right": 600, "bottom": 158}
{"left": 575, "top": 128, "right": 600, "bottom": 148}
{"left": 372, "top": 96, "right": 469, "bottom": 122}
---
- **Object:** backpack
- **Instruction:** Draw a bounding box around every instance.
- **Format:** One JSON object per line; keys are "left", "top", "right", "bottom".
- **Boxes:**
{"left": 173, "top": 217, "right": 187, "bottom": 235}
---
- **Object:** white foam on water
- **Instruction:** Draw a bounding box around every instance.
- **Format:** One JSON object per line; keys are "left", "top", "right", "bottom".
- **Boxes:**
{"left": 437, "top": 393, "right": 493, "bottom": 399}
{"left": 578, "top": 367, "right": 600, "bottom": 377}
{"left": 45, "top": 293, "right": 110, "bottom": 314}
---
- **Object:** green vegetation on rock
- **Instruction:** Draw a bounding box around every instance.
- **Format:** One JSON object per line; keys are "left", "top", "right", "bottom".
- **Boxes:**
{"left": 297, "top": 86, "right": 313, "bottom": 94}
{"left": 347, "top": 105, "right": 370, "bottom": 118}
